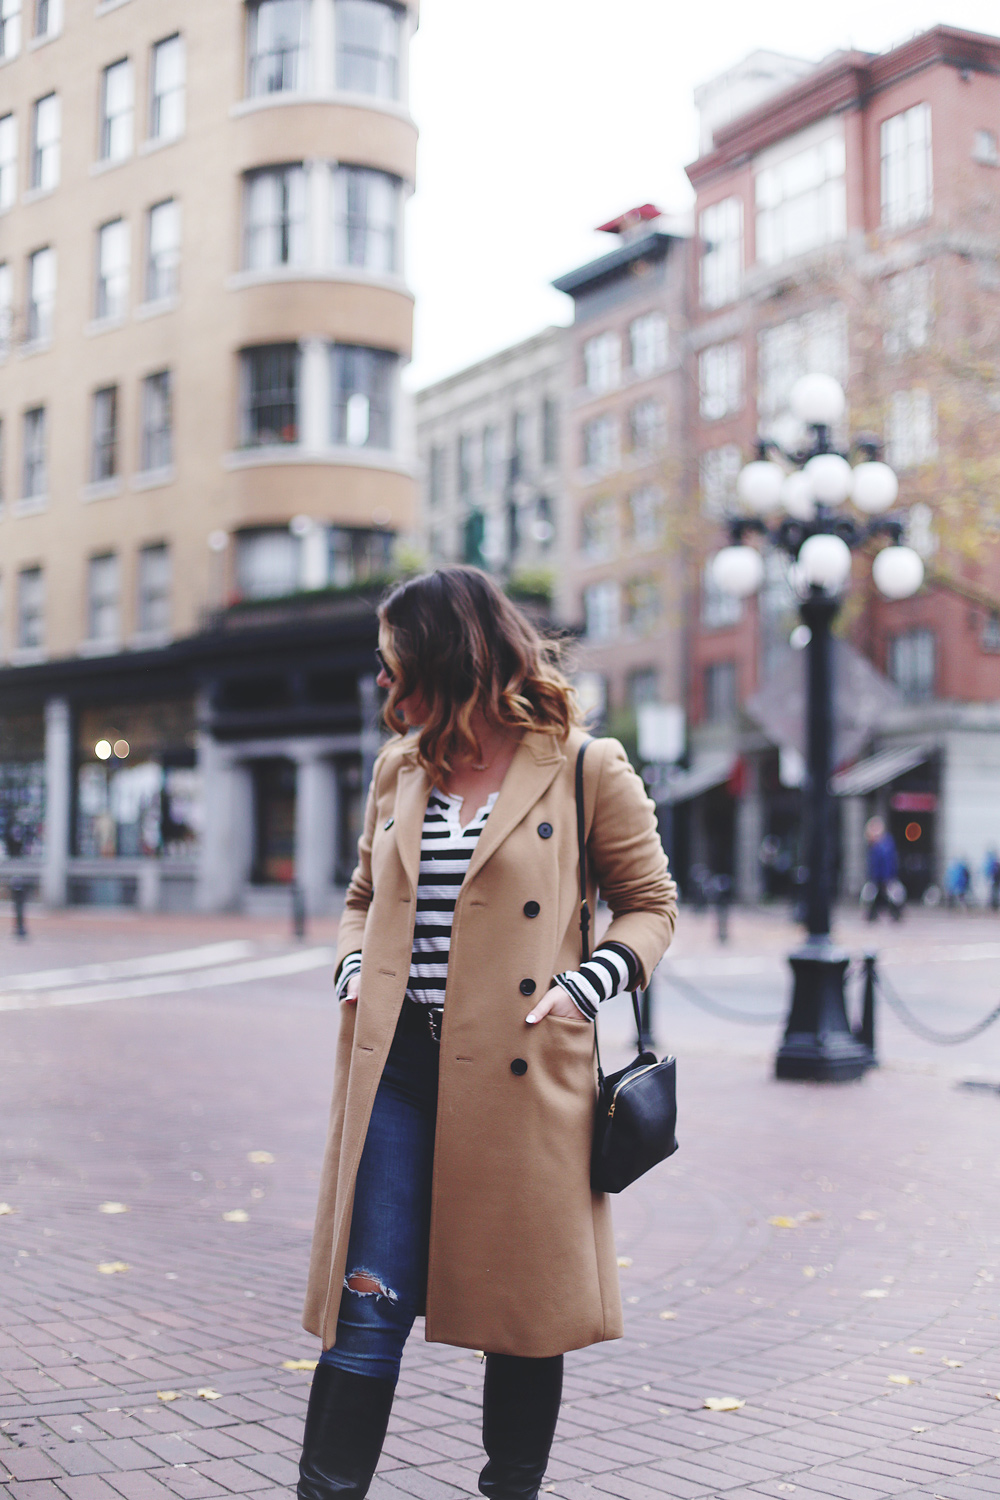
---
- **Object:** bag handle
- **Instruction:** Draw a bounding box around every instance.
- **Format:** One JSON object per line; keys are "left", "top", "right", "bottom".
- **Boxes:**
{"left": 575, "top": 741, "right": 644, "bottom": 1089}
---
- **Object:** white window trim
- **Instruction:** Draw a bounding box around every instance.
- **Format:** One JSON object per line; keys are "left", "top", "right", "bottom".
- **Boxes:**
{"left": 225, "top": 265, "right": 411, "bottom": 297}
{"left": 228, "top": 91, "right": 414, "bottom": 125}
{"left": 135, "top": 294, "right": 178, "bottom": 321}
{"left": 14, "top": 493, "right": 48, "bottom": 516}
{"left": 222, "top": 445, "right": 416, "bottom": 477}
{"left": 130, "top": 464, "right": 175, "bottom": 491}
{"left": 81, "top": 477, "right": 123, "bottom": 503}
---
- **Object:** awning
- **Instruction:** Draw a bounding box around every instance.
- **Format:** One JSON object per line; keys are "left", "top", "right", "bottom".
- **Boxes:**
{"left": 656, "top": 755, "right": 736, "bottom": 806}
{"left": 831, "top": 744, "right": 932, "bottom": 797}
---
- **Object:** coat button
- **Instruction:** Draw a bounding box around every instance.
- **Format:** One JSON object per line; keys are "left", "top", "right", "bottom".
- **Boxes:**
{"left": 511, "top": 1058, "right": 528, "bottom": 1076}
{"left": 523, "top": 900, "right": 540, "bottom": 918}
{"left": 537, "top": 822, "right": 553, "bottom": 839}
{"left": 519, "top": 978, "right": 536, "bottom": 996}
{"left": 383, "top": 817, "right": 394, "bottom": 830}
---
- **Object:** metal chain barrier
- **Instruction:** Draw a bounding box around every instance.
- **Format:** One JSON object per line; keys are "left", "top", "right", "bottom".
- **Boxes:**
{"left": 657, "top": 965, "right": 785, "bottom": 1026}
{"left": 872, "top": 967, "right": 1000, "bottom": 1046}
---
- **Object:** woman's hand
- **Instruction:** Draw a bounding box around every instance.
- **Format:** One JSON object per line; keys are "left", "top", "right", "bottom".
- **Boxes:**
{"left": 344, "top": 973, "right": 360, "bottom": 1005}
{"left": 526, "top": 984, "right": 585, "bottom": 1024}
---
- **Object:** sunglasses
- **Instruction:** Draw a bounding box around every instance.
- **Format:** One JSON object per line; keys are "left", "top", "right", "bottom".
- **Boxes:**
{"left": 374, "top": 646, "right": 394, "bottom": 682}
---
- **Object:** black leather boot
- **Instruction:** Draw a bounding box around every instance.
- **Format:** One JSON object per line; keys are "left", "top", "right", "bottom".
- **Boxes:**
{"left": 479, "top": 1353, "right": 563, "bottom": 1500}
{"left": 298, "top": 1363, "right": 396, "bottom": 1500}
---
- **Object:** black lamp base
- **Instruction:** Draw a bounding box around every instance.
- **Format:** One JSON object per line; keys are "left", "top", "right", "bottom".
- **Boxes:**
{"left": 775, "top": 938, "right": 874, "bottom": 1082}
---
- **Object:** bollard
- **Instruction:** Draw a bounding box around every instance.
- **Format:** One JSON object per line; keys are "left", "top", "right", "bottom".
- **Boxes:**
{"left": 11, "top": 880, "right": 27, "bottom": 940}
{"left": 291, "top": 883, "right": 306, "bottom": 941}
{"left": 856, "top": 951, "right": 878, "bottom": 1066}
{"left": 711, "top": 874, "right": 732, "bottom": 945}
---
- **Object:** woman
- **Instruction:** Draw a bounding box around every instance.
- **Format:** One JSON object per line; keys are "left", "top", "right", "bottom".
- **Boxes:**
{"left": 299, "top": 567, "right": 677, "bottom": 1500}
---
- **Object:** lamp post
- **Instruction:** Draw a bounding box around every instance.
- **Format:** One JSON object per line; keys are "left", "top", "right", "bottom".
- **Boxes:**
{"left": 710, "top": 374, "right": 924, "bottom": 1082}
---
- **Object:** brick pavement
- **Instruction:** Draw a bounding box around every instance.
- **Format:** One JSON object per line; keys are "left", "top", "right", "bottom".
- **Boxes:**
{"left": 1, "top": 908, "right": 999, "bottom": 1499}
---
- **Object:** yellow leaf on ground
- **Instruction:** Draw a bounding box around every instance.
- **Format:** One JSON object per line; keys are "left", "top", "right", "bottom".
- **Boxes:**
{"left": 97, "top": 1261, "right": 130, "bottom": 1275}
{"left": 768, "top": 1216, "right": 798, "bottom": 1229}
{"left": 942, "top": 1359, "right": 963, "bottom": 1368}
{"left": 281, "top": 1359, "right": 318, "bottom": 1371}
{"left": 0, "top": 1203, "right": 17, "bottom": 1216}
{"left": 657, "top": 1406, "right": 671, "bottom": 1416}
{"left": 888, "top": 1374, "right": 913, "bottom": 1385}
{"left": 862, "top": 1289, "right": 888, "bottom": 1298}
{"left": 909, "top": 1347, "right": 926, "bottom": 1355}
{"left": 248, "top": 1151, "right": 275, "bottom": 1165}
{"left": 802, "top": 1267, "right": 817, "bottom": 1278}
{"left": 98, "top": 1203, "right": 129, "bottom": 1215}
{"left": 798, "top": 1210, "right": 823, "bottom": 1222}
{"left": 156, "top": 1391, "right": 181, "bottom": 1402}
{"left": 196, "top": 1388, "right": 222, "bottom": 1401}
{"left": 659, "top": 1310, "right": 677, "bottom": 1320}
{"left": 617, "top": 1256, "right": 632, "bottom": 1267}
{"left": 222, "top": 1210, "right": 249, "bottom": 1223}
{"left": 911, "top": 1425, "right": 928, "bottom": 1433}
{"left": 857, "top": 1210, "right": 881, "bottom": 1220}
{"left": 703, "top": 1397, "right": 745, "bottom": 1412}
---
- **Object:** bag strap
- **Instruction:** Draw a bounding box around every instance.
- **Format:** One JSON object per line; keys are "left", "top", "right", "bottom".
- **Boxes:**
{"left": 575, "top": 740, "right": 646, "bottom": 1085}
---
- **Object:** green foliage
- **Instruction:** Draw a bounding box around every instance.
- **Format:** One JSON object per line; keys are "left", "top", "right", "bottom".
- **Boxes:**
{"left": 506, "top": 567, "right": 555, "bottom": 604}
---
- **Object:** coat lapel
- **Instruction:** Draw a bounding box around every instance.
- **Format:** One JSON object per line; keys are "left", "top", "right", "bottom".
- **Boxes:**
{"left": 392, "top": 756, "right": 431, "bottom": 895}
{"left": 461, "top": 732, "right": 566, "bottom": 890}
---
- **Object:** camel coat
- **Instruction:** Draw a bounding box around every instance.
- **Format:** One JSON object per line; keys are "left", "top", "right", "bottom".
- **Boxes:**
{"left": 303, "top": 726, "right": 677, "bottom": 1358}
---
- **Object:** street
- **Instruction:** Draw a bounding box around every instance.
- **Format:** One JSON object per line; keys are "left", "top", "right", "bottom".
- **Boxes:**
{"left": 1, "top": 903, "right": 999, "bottom": 1500}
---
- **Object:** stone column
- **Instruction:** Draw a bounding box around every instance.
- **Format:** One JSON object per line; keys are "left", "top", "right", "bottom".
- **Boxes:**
{"left": 42, "top": 696, "right": 71, "bottom": 907}
{"left": 197, "top": 734, "right": 254, "bottom": 911}
{"left": 295, "top": 752, "right": 338, "bottom": 915}
{"left": 734, "top": 755, "right": 764, "bottom": 905}
{"left": 841, "top": 795, "right": 867, "bottom": 898}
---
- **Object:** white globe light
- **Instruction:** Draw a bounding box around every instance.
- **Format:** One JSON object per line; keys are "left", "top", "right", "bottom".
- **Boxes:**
{"left": 710, "top": 545, "right": 765, "bottom": 599}
{"left": 803, "top": 452, "right": 854, "bottom": 506}
{"left": 781, "top": 469, "right": 816, "bottom": 521}
{"left": 872, "top": 544, "right": 924, "bottom": 600}
{"left": 736, "top": 460, "right": 785, "bottom": 515}
{"left": 851, "top": 460, "right": 899, "bottom": 514}
{"left": 797, "top": 533, "right": 853, "bottom": 592}
{"left": 789, "top": 373, "right": 846, "bottom": 427}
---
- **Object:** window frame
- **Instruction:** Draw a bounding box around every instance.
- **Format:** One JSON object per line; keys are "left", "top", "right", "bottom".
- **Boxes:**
{"left": 698, "top": 342, "right": 744, "bottom": 421}
{"left": 0, "top": 0, "right": 22, "bottom": 60}
{"left": 99, "top": 58, "right": 134, "bottom": 163}
{"left": 240, "top": 343, "right": 300, "bottom": 448}
{"left": 95, "top": 218, "right": 130, "bottom": 322}
{"left": 0, "top": 113, "right": 17, "bottom": 212}
{"left": 335, "top": 0, "right": 404, "bottom": 102}
{"left": 583, "top": 329, "right": 621, "bottom": 394}
{"left": 246, "top": 0, "right": 309, "bottom": 99}
{"left": 86, "top": 552, "right": 121, "bottom": 645}
{"left": 30, "top": 92, "right": 60, "bottom": 191}
{"left": 332, "top": 164, "right": 401, "bottom": 275}
{"left": 145, "top": 198, "right": 180, "bottom": 302}
{"left": 26, "top": 245, "right": 56, "bottom": 343}
{"left": 140, "top": 369, "right": 173, "bottom": 472}
{"left": 90, "top": 386, "right": 119, "bottom": 481}
{"left": 22, "top": 405, "right": 47, "bottom": 499}
{"left": 330, "top": 343, "right": 395, "bottom": 450}
{"left": 17, "top": 565, "right": 44, "bottom": 650}
{"left": 242, "top": 163, "right": 308, "bottom": 271}
{"left": 150, "top": 33, "right": 185, "bottom": 143}
{"left": 137, "top": 542, "right": 172, "bottom": 635}
{"left": 880, "top": 102, "right": 932, "bottom": 230}
{"left": 699, "top": 195, "right": 743, "bottom": 308}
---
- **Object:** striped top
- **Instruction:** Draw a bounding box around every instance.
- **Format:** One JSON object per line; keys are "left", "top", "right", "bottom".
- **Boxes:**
{"left": 334, "top": 788, "right": 639, "bottom": 1017}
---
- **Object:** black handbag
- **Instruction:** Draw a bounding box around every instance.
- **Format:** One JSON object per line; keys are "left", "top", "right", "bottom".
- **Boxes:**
{"left": 576, "top": 740, "right": 678, "bottom": 1194}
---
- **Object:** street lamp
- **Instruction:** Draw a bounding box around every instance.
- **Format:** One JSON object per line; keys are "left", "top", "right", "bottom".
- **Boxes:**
{"left": 710, "top": 374, "right": 924, "bottom": 1082}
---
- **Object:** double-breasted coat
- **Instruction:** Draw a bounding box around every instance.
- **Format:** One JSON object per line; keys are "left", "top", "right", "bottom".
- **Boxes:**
{"left": 303, "top": 726, "right": 677, "bottom": 1359}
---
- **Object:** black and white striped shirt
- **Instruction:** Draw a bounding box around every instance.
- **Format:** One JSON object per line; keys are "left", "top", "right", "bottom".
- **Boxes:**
{"left": 335, "top": 789, "right": 639, "bottom": 1018}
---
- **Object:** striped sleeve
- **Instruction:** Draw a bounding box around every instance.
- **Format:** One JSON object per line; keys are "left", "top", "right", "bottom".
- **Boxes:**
{"left": 554, "top": 941, "right": 640, "bottom": 1020}
{"left": 334, "top": 951, "right": 363, "bottom": 1002}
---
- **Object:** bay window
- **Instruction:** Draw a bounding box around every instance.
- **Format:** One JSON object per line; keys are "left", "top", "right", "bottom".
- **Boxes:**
{"left": 243, "top": 165, "right": 308, "bottom": 270}
{"left": 247, "top": 0, "right": 308, "bottom": 96}
{"left": 331, "top": 344, "right": 394, "bottom": 449}
{"left": 335, "top": 0, "right": 403, "bottom": 100}
{"left": 241, "top": 344, "right": 300, "bottom": 446}
{"left": 755, "top": 128, "right": 846, "bottom": 266}
{"left": 332, "top": 165, "right": 401, "bottom": 274}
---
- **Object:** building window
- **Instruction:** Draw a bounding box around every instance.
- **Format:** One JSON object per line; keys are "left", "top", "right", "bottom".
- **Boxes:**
{"left": 247, "top": 0, "right": 308, "bottom": 96}
{"left": 0, "top": 113, "right": 16, "bottom": 211}
{"left": 755, "top": 130, "right": 846, "bottom": 266}
{"left": 581, "top": 413, "right": 618, "bottom": 473}
{"left": 627, "top": 486, "right": 664, "bottom": 549}
{"left": 95, "top": 219, "right": 130, "bottom": 321}
{"left": 243, "top": 165, "right": 307, "bottom": 270}
{"left": 889, "top": 628, "right": 935, "bottom": 702}
{"left": 973, "top": 128, "right": 999, "bottom": 167}
{"left": 482, "top": 425, "right": 502, "bottom": 491}
{"left": 17, "top": 567, "right": 44, "bottom": 649}
{"left": 335, "top": 0, "right": 403, "bottom": 101}
{"left": 329, "top": 525, "right": 393, "bottom": 587}
{"left": 584, "top": 579, "right": 620, "bottom": 642}
{"left": 427, "top": 444, "right": 445, "bottom": 505}
{"left": 704, "top": 660, "right": 737, "bottom": 722}
{"left": 883, "top": 265, "right": 932, "bottom": 357}
{"left": 699, "top": 195, "right": 743, "bottom": 307}
{"left": 235, "top": 527, "right": 300, "bottom": 600}
{"left": 0, "top": 0, "right": 21, "bottom": 58}
{"left": 27, "top": 246, "right": 56, "bottom": 342}
{"left": 31, "top": 93, "right": 60, "bottom": 190}
{"left": 87, "top": 554, "right": 120, "bottom": 644}
{"left": 628, "top": 667, "right": 658, "bottom": 711}
{"left": 886, "top": 388, "right": 936, "bottom": 469}
{"left": 625, "top": 578, "right": 660, "bottom": 636}
{"left": 22, "top": 406, "right": 46, "bottom": 498}
{"left": 91, "top": 386, "right": 118, "bottom": 481}
{"left": 628, "top": 398, "right": 665, "bottom": 457}
{"left": 541, "top": 397, "right": 558, "bottom": 466}
{"left": 332, "top": 165, "right": 400, "bottom": 274}
{"left": 756, "top": 304, "right": 848, "bottom": 424}
{"left": 0, "top": 261, "right": 12, "bottom": 357}
{"left": 140, "top": 370, "right": 173, "bottom": 471}
{"left": 629, "top": 312, "right": 668, "bottom": 376}
{"left": 99, "top": 60, "right": 134, "bottom": 162}
{"left": 701, "top": 560, "right": 742, "bottom": 628}
{"left": 583, "top": 330, "right": 620, "bottom": 393}
{"left": 511, "top": 410, "right": 528, "bottom": 481}
{"left": 145, "top": 199, "right": 180, "bottom": 302}
{"left": 881, "top": 103, "right": 932, "bottom": 230}
{"left": 581, "top": 497, "right": 617, "bottom": 563}
{"left": 137, "top": 542, "right": 171, "bottom": 635}
{"left": 0, "top": 416, "right": 4, "bottom": 506}
{"left": 331, "top": 344, "right": 394, "bottom": 449}
{"left": 699, "top": 444, "right": 742, "bottom": 518}
{"left": 699, "top": 342, "right": 743, "bottom": 420}
{"left": 150, "top": 35, "right": 185, "bottom": 142}
{"left": 240, "top": 344, "right": 299, "bottom": 446}
{"left": 33, "top": 0, "right": 57, "bottom": 38}
{"left": 457, "top": 432, "right": 475, "bottom": 500}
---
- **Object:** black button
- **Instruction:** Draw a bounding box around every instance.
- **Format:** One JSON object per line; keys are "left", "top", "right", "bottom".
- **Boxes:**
{"left": 519, "top": 978, "right": 536, "bottom": 996}
{"left": 537, "top": 822, "right": 553, "bottom": 839}
{"left": 523, "top": 900, "right": 540, "bottom": 918}
{"left": 510, "top": 1058, "right": 528, "bottom": 1076}
{"left": 383, "top": 817, "right": 394, "bottom": 830}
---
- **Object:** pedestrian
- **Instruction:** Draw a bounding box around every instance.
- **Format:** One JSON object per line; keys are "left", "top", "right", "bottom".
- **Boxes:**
{"left": 984, "top": 849, "right": 1000, "bottom": 912}
{"left": 945, "top": 857, "right": 971, "bottom": 909}
{"left": 297, "top": 567, "right": 677, "bottom": 1500}
{"left": 862, "top": 816, "right": 904, "bottom": 922}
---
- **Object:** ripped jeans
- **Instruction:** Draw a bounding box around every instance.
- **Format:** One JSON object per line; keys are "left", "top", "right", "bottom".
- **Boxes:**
{"left": 319, "top": 999, "right": 440, "bottom": 1381}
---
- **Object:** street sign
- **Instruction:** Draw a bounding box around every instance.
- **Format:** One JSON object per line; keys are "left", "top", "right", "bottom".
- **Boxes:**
{"left": 637, "top": 703, "right": 684, "bottom": 765}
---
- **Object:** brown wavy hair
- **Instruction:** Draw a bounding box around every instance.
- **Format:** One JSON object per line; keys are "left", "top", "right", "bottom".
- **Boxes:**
{"left": 378, "top": 567, "right": 580, "bottom": 780}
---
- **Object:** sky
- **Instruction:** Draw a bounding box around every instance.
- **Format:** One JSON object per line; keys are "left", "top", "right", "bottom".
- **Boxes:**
{"left": 404, "top": 0, "right": 1000, "bottom": 390}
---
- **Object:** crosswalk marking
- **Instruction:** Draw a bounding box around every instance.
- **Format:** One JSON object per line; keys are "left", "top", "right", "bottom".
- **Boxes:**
{"left": 1, "top": 940, "right": 255, "bottom": 992}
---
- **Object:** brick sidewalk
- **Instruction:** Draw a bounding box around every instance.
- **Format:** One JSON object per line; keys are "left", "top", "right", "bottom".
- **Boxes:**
{"left": 1, "top": 917, "right": 999, "bottom": 1500}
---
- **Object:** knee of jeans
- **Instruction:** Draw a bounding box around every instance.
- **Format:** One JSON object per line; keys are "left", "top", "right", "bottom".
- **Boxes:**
{"left": 344, "top": 1268, "right": 400, "bottom": 1303}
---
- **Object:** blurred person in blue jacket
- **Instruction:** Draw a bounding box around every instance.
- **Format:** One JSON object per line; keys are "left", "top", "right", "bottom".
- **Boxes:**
{"left": 862, "top": 816, "right": 904, "bottom": 922}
